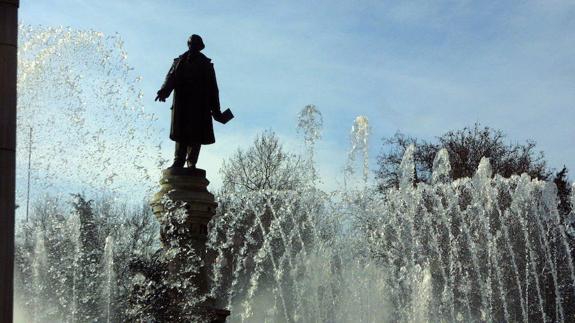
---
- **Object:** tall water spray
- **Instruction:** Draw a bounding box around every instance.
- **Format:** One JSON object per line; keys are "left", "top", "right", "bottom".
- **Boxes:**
{"left": 15, "top": 25, "right": 164, "bottom": 322}
{"left": 16, "top": 25, "right": 166, "bottom": 208}
{"left": 31, "top": 229, "right": 47, "bottom": 323}
{"left": 69, "top": 212, "right": 81, "bottom": 323}
{"left": 345, "top": 116, "right": 370, "bottom": 187}
{"left": 297, "top": 105, "right": 323, "bottom": 183}
{"left": 102, "top": 236, "right": 115, "bottom": 323}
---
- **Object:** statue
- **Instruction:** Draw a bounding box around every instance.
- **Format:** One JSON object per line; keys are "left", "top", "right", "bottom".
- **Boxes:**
{"left": 150, "top": 34, "right": 232, "bottom": 322}
{"left": 155, "top": 34, "right": 233, "bottom": 169}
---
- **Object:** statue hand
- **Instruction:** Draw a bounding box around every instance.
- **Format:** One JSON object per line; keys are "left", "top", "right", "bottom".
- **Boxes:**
{"left": 155, "top": 89, "right": 169, "bottom": 102}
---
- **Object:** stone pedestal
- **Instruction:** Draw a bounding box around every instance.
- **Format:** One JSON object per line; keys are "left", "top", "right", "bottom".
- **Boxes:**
{"left": 150, "top": 168, "right": 230, "bottom": 322}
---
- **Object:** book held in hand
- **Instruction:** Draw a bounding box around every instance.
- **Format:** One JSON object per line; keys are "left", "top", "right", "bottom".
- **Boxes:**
{"left": 214, "top": 108, "right": 234, "bottom": 124}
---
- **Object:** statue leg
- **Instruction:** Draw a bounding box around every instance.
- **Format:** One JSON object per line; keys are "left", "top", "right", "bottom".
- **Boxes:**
{"left": 186, "top": 143, "right": 201, "bottom": 168}
{"left": 170, "top": 141, "right": 187, "bottom": 168}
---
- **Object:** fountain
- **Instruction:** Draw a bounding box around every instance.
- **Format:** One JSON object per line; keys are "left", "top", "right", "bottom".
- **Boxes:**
{"left": 14, "top": 24, "right": 164, "bottom": 322}
{"left": 17, "top": 111, "right": 575, "bottom": 322}
{"left": 207, "top": 143, "right": 575, "bottom": 322}
{"left": 13, "top": 24, "right": 575, "bottom": 323}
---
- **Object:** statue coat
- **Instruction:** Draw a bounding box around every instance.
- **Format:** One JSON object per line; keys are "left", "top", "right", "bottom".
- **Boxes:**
{"left": 158, "top": 51, "right": 221, "bottom": 144}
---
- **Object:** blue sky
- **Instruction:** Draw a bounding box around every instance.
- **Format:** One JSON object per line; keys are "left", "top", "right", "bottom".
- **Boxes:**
{"left": 20, "top": 0, "right": 575, "bottom": 188}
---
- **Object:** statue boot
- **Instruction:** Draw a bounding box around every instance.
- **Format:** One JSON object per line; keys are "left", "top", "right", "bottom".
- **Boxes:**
{"left": 170, "top": 142, "right": 201, "bottom": 169}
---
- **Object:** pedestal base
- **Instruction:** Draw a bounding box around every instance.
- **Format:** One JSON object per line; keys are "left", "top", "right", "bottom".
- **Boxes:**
{"left": 198, "top": 306, "right": 231, "bottom": 323}
{"left": 148, "top": 167, "right": 230, "bottom": 322}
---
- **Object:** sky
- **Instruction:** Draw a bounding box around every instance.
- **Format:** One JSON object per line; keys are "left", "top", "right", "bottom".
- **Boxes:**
{"left": 20, "top": 0, "right": 575, "bottom": 189}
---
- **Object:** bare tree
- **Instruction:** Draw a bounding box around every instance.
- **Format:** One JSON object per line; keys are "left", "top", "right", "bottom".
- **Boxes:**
{"left": 220, "top": 130, "right": 306, "bottom": 193}
{"left": 213, "top": 131, "right": 313, "bottom": 311}
{"left": 376, "top": 124, "right": 550, "bottom": 191}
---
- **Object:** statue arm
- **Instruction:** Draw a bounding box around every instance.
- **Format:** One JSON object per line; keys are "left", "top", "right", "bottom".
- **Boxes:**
{"left": 207, "top": 63, "right": 221, "bottom": 115}
{"left": 157, "top": 58, "right": 179, "bottom": 100}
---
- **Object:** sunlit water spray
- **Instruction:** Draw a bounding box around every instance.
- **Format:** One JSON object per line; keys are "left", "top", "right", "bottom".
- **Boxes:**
{"left": 208, "top": 144, "right": 575, "bottom": 323}
{"left": 102, "top": 236, "right": 115, "bottom": 323}
{"left": 16, "top": 24, "right": 166, "bottom": 323}
{"left": 297, "top": 104, "right": 323, "bottom": 183}
{"left": 345, "top": 116, "right": 370, "bottom": 187}
{"left": 16, "top": 24, "right": 167, "bottom": 211}
{"left": 31, "top": 229, "right": 47, "bottom": 323}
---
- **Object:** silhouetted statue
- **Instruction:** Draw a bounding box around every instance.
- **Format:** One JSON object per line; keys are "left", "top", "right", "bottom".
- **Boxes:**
{"left": 156, "top": 34, "right": 232, "bottom": 169}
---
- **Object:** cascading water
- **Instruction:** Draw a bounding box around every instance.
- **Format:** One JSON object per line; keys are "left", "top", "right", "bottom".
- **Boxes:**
{"left": 102, "top": 236, "right": 115, "bottom": 323}
{"left": 16, "top": 24, "right": 166, "bottom": 208}
{"left": 15, "top": 24, "right": 163, "bottom": 323}
{"left": 69, "top": 214, "right": 81, "bottom": 323}
{"left": 209, "top": 143, "right": 575, "bottom": 323}
{"left": 31, "top": 229, "right": 48, "bottom": 323}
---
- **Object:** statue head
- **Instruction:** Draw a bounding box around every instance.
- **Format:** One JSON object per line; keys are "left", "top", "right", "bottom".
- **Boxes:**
{"left": 187, "top": 34, "right": 205, "bottom": 52}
